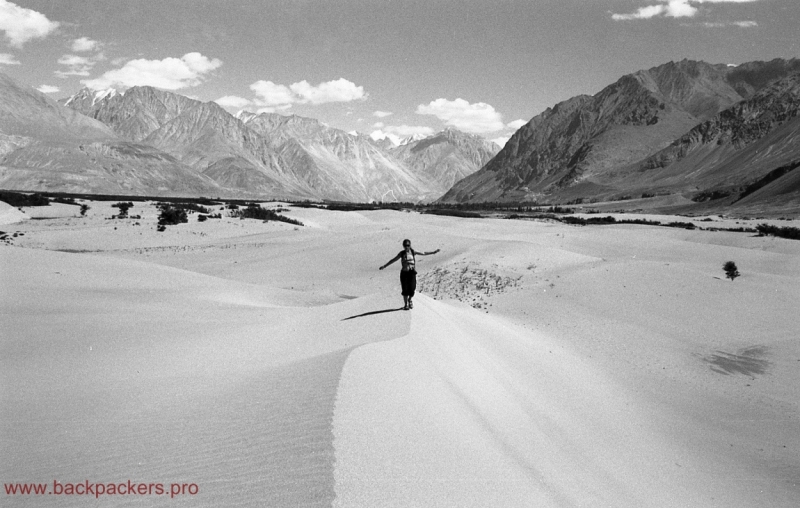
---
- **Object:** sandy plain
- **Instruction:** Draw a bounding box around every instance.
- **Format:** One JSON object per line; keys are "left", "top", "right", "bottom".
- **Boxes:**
{"left": 1, "top": 199, "right": 799, "bottom": 507}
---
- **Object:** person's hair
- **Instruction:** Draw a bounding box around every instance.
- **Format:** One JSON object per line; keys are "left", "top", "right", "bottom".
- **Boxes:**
{"left": 403, "top": 239, "right": 410, "bottom": 246}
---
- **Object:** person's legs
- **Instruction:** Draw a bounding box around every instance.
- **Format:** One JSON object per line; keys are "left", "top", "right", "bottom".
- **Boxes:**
{"left": 408, "top": 271, "right": 416, "bottom": 308}
{"left": 400, "top": 271, "right": 410, "bottom": 309}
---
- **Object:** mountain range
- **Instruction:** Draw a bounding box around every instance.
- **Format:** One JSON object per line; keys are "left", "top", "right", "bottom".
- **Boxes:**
{"left": 440, "top": 58, "right": 800, "bottom": 213}
{"left": 2, "top": 57, "right": 800, "bottom": 213}
{"left": 0, "top": 76, "right": 496, "bottom": 202}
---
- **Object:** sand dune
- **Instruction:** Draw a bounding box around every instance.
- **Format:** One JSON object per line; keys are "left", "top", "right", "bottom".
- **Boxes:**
{"left": 2, "top": 202, "right": 799, "bottom": 506}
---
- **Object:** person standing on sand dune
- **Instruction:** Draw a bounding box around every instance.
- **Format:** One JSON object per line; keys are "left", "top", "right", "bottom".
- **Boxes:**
{"left": 380, "top": 239, "right": 440, "bottom": 310}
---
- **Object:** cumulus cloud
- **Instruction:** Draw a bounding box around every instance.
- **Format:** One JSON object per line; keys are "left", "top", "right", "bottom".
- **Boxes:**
{"left": 250, "top": 80, "right": 295, "bottom": 107}
{"left": 373, "top": 110, "right": 393, "bottom": 118}
{"left": 612, "top": 0, "right": 758, "bottom": 21}
{"left": 249, "top": 78, "right": 366, "bottom": 109}
{"left": 36, "top": 84, "right": 59, "bottom": 94}
{"left": 71, "top": 36, "right": 99, "bottom": 52}
{"left": 416, "top": 98, "right": 505, "bottom": 134}
{"left": 0, "top": 52, "right": 20, "bottom": 65}
{"left": 290, "top": 78, "right": 365, "bottom": 104}
{"left": 81, "top": 52, "right": 222, "bottom": 91}
{"left": 0, "top": 0, "right": 59, "bottom": 47}
{"left": 215, "top": 95, "right": 252, "bottom": 109}
{"left": 506, "top": 119, "right": 527, "bottom": 130}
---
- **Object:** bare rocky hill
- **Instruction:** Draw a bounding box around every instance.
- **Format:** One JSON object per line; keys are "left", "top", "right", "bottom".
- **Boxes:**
{"left": 0, "top": 74, "right": 223, "bottom": 197}
{"left": 440, "top": 58, "right": 800, "bottom": 208}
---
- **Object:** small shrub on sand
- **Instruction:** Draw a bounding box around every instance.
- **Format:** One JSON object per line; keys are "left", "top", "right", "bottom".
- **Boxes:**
{"left": 723, "top": 261, "right": 740, "bottom": 281}
{"left": 79, "top": 204, "right": 90, "bottom": 216}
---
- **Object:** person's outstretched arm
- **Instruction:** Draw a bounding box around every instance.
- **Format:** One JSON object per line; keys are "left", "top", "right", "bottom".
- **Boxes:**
{"left": 379, "top": 253, "right": 402, "bottom": 270}
{"left": 417, "top": 249, "right": 441, "bottom": 256}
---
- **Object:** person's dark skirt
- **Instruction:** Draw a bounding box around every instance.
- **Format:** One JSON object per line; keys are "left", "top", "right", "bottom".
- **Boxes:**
{"left": 400, "top": 270, "right": 416, "bottom": 297}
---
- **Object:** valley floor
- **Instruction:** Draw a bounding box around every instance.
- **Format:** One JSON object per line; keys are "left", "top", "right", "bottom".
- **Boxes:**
{"left": 2, "top": 200, "right": 799, "bottom": 507}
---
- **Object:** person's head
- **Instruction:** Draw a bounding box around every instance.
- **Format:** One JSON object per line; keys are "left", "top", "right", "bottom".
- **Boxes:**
{"left": 402, "top": 239, "right": 411, "bottom": 249}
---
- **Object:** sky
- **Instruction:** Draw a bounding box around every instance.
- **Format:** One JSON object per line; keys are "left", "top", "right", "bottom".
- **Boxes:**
{"left": 1, "top": 0, "right": 798, "bottom": 146}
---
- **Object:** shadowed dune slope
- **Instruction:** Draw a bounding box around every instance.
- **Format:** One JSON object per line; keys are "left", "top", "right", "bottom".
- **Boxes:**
{"left": 0, "top": 247, "right": 409, "bottom": 507}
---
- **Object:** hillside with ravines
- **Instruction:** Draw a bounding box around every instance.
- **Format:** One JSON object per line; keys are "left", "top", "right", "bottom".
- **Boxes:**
{"left": 439, "top": 58, "right": 800, "bottom": 214}
{"left": 0, "top": 75, "right": 495, "bottom": 203}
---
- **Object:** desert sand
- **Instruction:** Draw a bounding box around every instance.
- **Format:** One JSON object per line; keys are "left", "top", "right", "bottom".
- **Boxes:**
{"left": 1, "top": 200, "right": 799, "bottom": 507}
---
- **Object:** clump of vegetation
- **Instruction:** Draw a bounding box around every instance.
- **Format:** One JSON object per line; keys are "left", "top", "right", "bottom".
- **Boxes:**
{"left": 230, "top": 203, "right": 304, "bottom": 225}
{"left": 111, "top": 201, "right": 134, "bottom": 218}
{"left": 0, "top": 191, "right": 50, "bottom": 207}
{"left": 156, "top": 203, "right": 188, "bottom": 231}
{"left": 422, "top": 209, "right": 483, "bottom": 218}
{"left": 52, "top": 196, "right": 77, "bottom": 205}
{"left": 157, "top": 202, "right": 210, "bottom": 214}
{"left": 692, "top": 189, "right": 735, "bottom": 203}
{"left": 723, "top": 261, "right": 740, "bottom": 281}
{"left": 197, "top": 213, "right": 222, "bottom": 222}
{"left": 756, "top": 223, "right": 800, "bottom": 240}
{"left": 79, "top": 204, "right": 90, "bottom": 216}
{"left": 665, "top": 221, "right": 696, "bottom": 230}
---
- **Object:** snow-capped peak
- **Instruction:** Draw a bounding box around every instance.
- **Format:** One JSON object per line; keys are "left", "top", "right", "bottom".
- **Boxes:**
{"left": 64, "top": 87, "right": 118, "bottom": 107}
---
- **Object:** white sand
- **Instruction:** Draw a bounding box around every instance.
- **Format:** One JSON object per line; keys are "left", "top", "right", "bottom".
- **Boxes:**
{"left": 0, "top": 201, "right": 28, "bottom": 225}
{"left": 2, "top": 201, "right": 799, "bottom": 506}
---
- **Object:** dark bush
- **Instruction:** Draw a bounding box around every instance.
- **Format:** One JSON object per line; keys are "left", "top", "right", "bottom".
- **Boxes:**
{"left": 0, "top": 191, "right": 50, "bottom": 207}
{"left": 756, "top": 223, "right": 800, "bottom": 240}
{"left": 80, "top": 204, "right": 90, "bottom": 216}
{"left": 723, "top": 261, "right": 740, "bottom": 281}
{"left": 157, "top": 205, "right": 188, "bottom": 226}
{"left": 422, "top": 209, "right": 483, "bottom": 218}
{"left": 230, "top": 204, "right": 304, "bottom": 225}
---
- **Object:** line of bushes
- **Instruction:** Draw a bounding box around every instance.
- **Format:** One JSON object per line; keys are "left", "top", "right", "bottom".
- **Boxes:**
{"left": 230, "top": 204, "right": 304, "bottom": 226}
{"left": 756, "top": 223, "right": 800, "bottom": 240}
{"left": 0, "top": 191, "right": 50, "bottom": 207}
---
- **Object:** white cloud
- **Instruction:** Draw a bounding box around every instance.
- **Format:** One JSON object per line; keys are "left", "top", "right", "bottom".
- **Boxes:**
{"left": 0, "top": 0, "right": 59, "bottom": 48}
{"left": 491, "top": 136, "right": 510, "bottom": 148}
{"left": 373, "top": 121, "right": 385, "bottom": 128}
{"left": 612, "top": 0, "right": 758, "bottom": 21}
{"left": 506, "top": 119, "right": 527, "bottom": 130}
{"left": 81, "top": 52, "right": 222, "bottom": 91}
{"left": 249, "top": 78, "right": 366, "bottom": 109}
{"left": 704, "top": 20, "right": 758, "bottom": 27}
{"left": 71, "top": 36, "right": 99, "bottom": 52}
{"left": 215, "top": 95, "right": 252, "bottom": 109}
{"left": 36, "top": 84, "right": 59, "bottom": 94}
{"left": 56, "top": 54, "right": 94, "bottom": 77}
{"left": 250, "top": 80, "right": 295, "bottom": 107}
{"left": 417, "top": 98, "right": 505, "bottom": 134}
{"left": 373, "top": 110, "right": 393, "bottom": 118}
{"left": 289, "top": 78, "right": 365, "bottom": 104}
{"left": 0, "top": 52, "right": 20, "bottom": 65}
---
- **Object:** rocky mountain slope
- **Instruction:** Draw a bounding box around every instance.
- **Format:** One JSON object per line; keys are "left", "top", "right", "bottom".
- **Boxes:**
{"left": 237, "top": 111, "right": 437, "bottom": 202}
{"left": 619, "top": 73, "right": 800, "bottom": 210}
{"left": 440, "top": 58, "right": 800, "bottom": 204}
{"left": 391, "top": 128, "right": 499, "bottom": 195}
{"left": 0, "top": 73, "right": 222, "bottom": 196}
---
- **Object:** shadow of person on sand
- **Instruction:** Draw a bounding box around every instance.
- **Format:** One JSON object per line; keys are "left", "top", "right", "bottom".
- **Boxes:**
{"left": 341, "top": 307, "right": 406, "bottom": 321}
